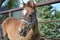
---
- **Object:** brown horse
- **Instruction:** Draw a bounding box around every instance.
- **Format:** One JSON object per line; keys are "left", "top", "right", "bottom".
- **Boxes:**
{"left": 2, "top": 0, "right": 40, "bottom": 40}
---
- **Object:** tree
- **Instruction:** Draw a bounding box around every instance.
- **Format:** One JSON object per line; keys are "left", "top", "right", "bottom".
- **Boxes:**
{"left": 36, "top": 0, "right": 60, "bottom": 40}
{"left": 0, "top": 0, "right": 20, "bottom": 23}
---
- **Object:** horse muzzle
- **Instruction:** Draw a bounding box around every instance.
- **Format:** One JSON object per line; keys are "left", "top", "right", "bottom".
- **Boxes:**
{"left": 18, "top": 27, "right": 28, "bottom": 36}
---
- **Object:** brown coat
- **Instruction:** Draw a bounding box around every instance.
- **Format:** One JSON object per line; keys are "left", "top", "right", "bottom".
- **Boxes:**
{"left": 2, "top": 17, "right": 40, "bottom": 40}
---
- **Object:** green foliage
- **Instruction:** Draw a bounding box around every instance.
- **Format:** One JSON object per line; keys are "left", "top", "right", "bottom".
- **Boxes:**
{"left": 7, "top": 0, "right": 19, "bottom": 9}
{"left": 36, "top": 0, "right": 60, "bottom": 40}
{"left": 37, "top": 6, "right": 52, "bottom": 19}
{"left": 0, "top": 0, "right": 20, "bottom": 23}
{"left": 38, "top": 22, "right": 60, "bottom": 38}
{"left": 55, "top": 11, "right": 60, "bottom": 19}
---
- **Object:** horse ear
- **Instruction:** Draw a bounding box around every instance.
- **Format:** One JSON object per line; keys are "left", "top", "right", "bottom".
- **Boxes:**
{"left": 29, "top": 0, "right": 35, "bottom": 8}
{"left": 22, "top": 0, "right": 26, "bottom": 8}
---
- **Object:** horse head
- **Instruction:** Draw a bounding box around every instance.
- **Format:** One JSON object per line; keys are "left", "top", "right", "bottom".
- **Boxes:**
{"left": 18, "top": 0, "right": 37, "bottom": 36}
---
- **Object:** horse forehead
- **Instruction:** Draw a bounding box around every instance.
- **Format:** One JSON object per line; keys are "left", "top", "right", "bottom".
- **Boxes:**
{"left": 22, "top": 10, "right": 27, "bottom": 15}
{"left": 25, "top": 7, "right": 34, "bottom": 12}
{"left": 22, "top": 7, "right": 35, "bottom": 15}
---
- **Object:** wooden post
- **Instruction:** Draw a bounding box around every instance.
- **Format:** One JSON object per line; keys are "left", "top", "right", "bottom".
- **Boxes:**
{"left": 9, "top": 12, "right": 12, "bottom": 17}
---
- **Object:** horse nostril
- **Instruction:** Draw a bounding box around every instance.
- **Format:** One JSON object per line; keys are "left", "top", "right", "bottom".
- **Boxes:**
{"left": 19, "top": 27, "right": 27, "bottom": 36}
{"left": 29, "top": 15, "right": 32, "bottom": 17}
{"left": 20, "top": 29, "right": 23, "bottom": 33}
{"left": 20, "top": 27, "right": 25, "bottom": 33}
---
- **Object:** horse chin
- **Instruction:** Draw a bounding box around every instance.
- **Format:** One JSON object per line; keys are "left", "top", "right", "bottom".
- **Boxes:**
{"left": 20, "top": 33, "right": 26, "bottom": 37}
